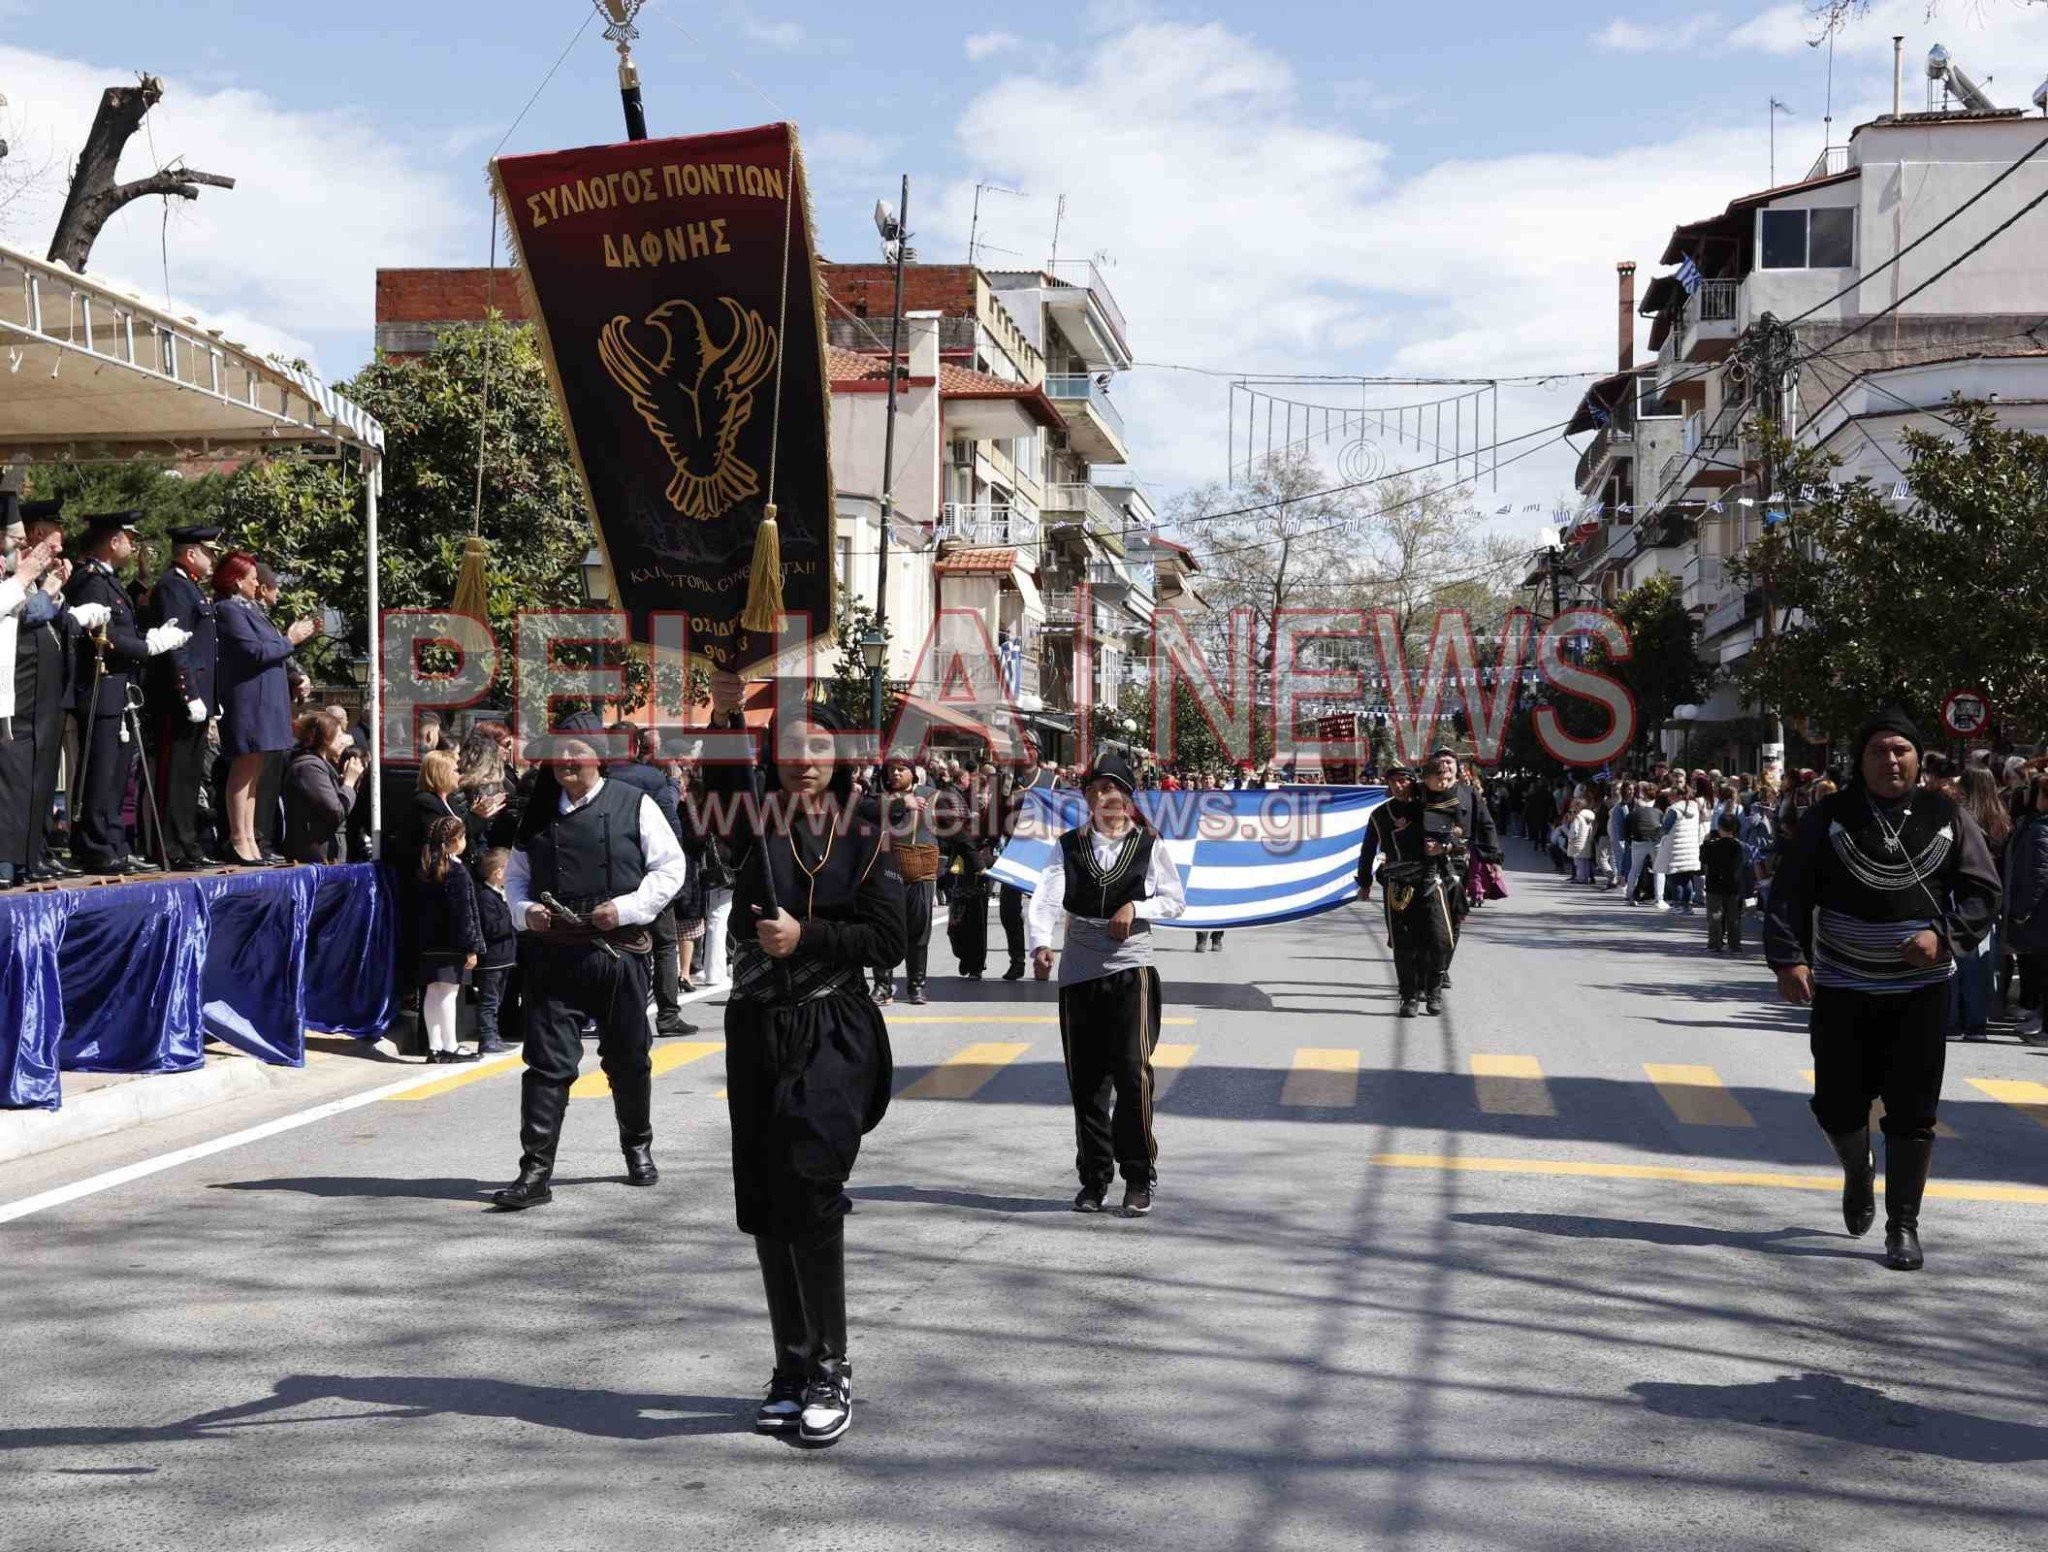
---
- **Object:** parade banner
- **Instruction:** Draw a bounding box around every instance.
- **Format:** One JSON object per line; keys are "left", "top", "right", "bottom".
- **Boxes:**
{"left": 492, "top": 122, "right": 834, "bottom": 669}
{"left": 990, "top": 786, "right": 1387, "bottom": 929}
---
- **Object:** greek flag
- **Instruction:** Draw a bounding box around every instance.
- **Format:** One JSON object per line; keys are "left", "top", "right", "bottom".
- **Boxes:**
{"left": 998, "top": 632, "right": 1023, "bottom": 700}
{"left": 1676, "top": 256, "right": 1704, "bottom": 296}
{"left": 989, "top": 785, "right": 1387, "bottom": 930}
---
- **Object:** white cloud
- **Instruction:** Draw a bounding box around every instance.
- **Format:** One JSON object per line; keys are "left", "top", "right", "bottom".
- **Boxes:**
{"left": 740, "top": 16, "right": 806, "bottom": 51}
{"left": 944, "top": 19, "right": 1788, "bottom": 513}
{"left": 0, "top": 46, "right": 466, "bottom": 380}
{"left": 965, "top": 31, "right": 1022, "bottom": 62}
{"left": 1594, "top": 17, "right": 1719, "bottom": 53}
{"left": 1730, "top": 0, "right": 2048, "bottom": 64}
{"left": 804, "top": 128, "right": 894, "bottom": 181}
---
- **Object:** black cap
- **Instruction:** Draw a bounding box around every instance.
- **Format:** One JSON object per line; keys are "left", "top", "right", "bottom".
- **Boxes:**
{"left": 167, "top": 525, "right": 222, "bottom": 546}
{"left": 18, "top": 499, "right": 62, "bottom": 523}
{"left": 1429, "top": 745, "right": 1460, "bottom": 764}
{"left": 81, "top": 509, "right": 143, "bottom": 541}
{"left": 1083, "top": 749, "right": 1137, "bottom": 794}
{"left": 1854, "top": 707, "right": 1924, "bottom": 762}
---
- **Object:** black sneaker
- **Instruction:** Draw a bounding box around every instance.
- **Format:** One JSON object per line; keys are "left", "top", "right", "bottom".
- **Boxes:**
{"left": 872, "top": 981, "right": 895, "bottom": 1006}
{"left": 756, "top": 1373, "right": 806, "bottom": 1434}
{"left": 1073, "top": 1185, "right": 1107, "bottom": 1213}
{"left": 478, "top": 1039, "right": 514, "bottom": 1054}
{"left": 798, "top": 1370, "right": 852, "bottom": 1446}
{"left": 1425, "top": 994, "right": 1444, "bottom": 1016}
{"left": 907, "top": 983, "right": 928, "bottom": 1006}
{"left": 1397, "top": 998, "right": 1419, "bottom": 1018}
{"left": 1002, "top": 964, "right": 1024, "bottom": 982}
{"left": 1121, "top": 1184, "right": 1152, "bottom": 1218}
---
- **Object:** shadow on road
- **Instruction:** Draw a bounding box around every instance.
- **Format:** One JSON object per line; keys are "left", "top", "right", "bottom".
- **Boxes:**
{"left": 850, "top": 1182, "right": 1072, "bottom": 1214}
{"left": 1630, "top": 1371, "right": 2048, "bottom": 1462}
{"left": 1451, "top": 1210, "right": 1869, "bottom": 1260}
{"left": 208, "top": 1175, "right": 621, "bottom": 1201}
{"left": 0, "top": 1374, "right": 755, "bottom": 1449}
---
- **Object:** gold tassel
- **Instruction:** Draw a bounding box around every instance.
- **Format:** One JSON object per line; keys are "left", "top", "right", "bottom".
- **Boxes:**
{"left": 740, "top": 503, "right": 783, "bottom": 633}
{"left": 452, "top": 535, "right": 490, "bottom": 621}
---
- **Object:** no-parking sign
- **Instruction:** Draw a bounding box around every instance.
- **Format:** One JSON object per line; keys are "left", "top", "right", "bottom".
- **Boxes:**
{"left": 1940, "top": 688, "right": 1991, "bottom": 739}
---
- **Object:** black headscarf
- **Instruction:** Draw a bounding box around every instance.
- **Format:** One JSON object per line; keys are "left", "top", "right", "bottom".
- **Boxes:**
{"left": 765, "top": 694, "right": 857, "bottom": 804}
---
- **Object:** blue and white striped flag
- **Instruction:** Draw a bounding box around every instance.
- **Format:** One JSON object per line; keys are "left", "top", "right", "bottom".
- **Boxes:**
{"left": 989, "top": 785, "right": 1387, "bottom": 930}
{"left": 1676, "top": 256, "right": 1704, "bottom": 296}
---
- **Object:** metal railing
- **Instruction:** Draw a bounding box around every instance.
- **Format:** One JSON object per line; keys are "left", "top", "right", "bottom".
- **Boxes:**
{"left": 1678, "top": 279, "right": 1739, "bottom": 347}
{"left": 1043, "top": 374, "right": 1127, "bottom": 442}
{"left": 1806, "top": 145, "right": 1849, "bottom": 180}
{"left": 938, "top": 503, "right": 1039, "bottom": 549}
{"left": 1681, "top": 551, "right": 1729, "bottom": 612}
{"left": 1048, "top": 259, "right": 1130, "bottom": 358}
{"left": 1041, "top": 481, "right": 1124, "bottom": 530}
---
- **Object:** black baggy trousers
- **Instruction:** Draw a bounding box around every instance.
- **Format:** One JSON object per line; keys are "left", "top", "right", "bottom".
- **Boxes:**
{"left": 1056, "top": 965, "right": 1161, "bottom": 1189}
{"left": 1808, "top": 980, "right": 1947, "bottom": 1139}
{"left": 1383, "top": 873, "right": 1458, "bottom": 999}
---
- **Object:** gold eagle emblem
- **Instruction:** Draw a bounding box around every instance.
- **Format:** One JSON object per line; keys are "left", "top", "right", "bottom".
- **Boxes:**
{"left": 597, "top": 297, "right": 776, "bottom": 521}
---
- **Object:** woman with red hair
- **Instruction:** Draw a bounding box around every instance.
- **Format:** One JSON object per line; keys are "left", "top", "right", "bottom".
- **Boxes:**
{"left": 213, "top": 550, "right": 320, "bottom": 863}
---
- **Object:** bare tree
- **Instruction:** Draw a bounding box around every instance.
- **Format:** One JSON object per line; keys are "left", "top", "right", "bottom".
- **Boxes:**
{"left": 47, "top": 75, "right": 234, "bottom": 273}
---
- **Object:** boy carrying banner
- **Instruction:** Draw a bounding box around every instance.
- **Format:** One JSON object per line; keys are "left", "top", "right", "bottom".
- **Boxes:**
{"left": 1026, "top": 751, "right": 1186, "bottom": 1217}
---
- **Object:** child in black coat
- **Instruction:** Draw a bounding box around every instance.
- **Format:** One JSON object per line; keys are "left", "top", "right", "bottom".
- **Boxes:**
{"left": 1701, "top": 813, "right": 1749, "bottom": 955}
{"left": 417, "top": 815, "right": 485, "bottom": 1063}
{"left": 473, "top": 847, "right": 520, "bottom": 1055}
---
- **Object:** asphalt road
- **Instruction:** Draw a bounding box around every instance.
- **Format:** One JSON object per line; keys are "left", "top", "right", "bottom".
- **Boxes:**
{"left": 8, "top": 849, "right": 2048, "bottom": 1551}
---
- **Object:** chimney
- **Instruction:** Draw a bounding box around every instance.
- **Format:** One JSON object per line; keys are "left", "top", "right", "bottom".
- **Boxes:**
{"left": 1616, "top": 261, "right": 1636, "bottom": 372}
{"left": 905, "top": 308, "right": 941, "bottom": 379}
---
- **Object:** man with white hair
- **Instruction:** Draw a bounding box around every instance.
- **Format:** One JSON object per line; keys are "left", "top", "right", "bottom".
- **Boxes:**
{"left": 0, "top": 502, "right": 60, "bottom": 885}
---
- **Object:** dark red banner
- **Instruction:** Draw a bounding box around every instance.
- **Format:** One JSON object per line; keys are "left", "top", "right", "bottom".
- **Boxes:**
{"left": 492, "top": 121, "right": 834, "bottom": 670}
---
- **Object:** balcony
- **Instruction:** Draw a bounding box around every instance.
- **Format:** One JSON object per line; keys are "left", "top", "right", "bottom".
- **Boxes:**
{"left": 1043, "top": 373, "right": 1130, "bottom": 463}
{"left": 1046, "top": 259, "right": 1131, "bottom": 367}
{"left": 1681, "top": 552, "right": 1732, "bottom": 614}
{"left": 1574, "top": 422, "right": 1633, "bottom": 493}
{"left": 1806, "top": 145, "right": 1849, "bottom": 180}
{"left": 1677, "top": 279, "right": 1739, "bottom": 360}
{"left": 1042, "top": 481, "right": 1123, "bottom": 530}
{"left": 937, "top": 502, "right": 1039, "bottom": 550}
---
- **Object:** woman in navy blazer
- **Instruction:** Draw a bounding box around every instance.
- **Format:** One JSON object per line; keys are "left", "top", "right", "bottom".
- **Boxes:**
{"left": 213, "top": 551, "right": 321, "bottom": 864}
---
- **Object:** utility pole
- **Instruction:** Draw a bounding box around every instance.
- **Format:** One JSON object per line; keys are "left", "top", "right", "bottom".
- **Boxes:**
{"left": 871, "top": 176, "right": 911, "bottom": 733}
{"left": 1738, "top": 312, "right": 1800, "bottom": 767}
{"left": 596, "top": 1, "right": 649, "bottom": 140}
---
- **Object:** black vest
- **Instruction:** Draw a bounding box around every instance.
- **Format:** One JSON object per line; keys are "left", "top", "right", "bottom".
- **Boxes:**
{"left": 1058, "top": 825, "right": 1155, "bottom": 919}
{"left": 526, "top": 779, "right": 647, "bottom": 909}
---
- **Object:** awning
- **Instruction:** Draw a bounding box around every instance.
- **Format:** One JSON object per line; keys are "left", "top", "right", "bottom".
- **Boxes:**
{"left": 0, "top": 241, "right": 382, "bottom": 462}
{"left": 1011, "top": 560, "right": 1045, "bottom": 621}
{"left": 1566, "top": 372, "right": 1632, "bottom": 436}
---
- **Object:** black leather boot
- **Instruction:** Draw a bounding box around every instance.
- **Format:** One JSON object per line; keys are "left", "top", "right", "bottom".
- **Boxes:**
{"left": 753, "top": 1236, "right": 813, "bottom": 1433}
{"left": 792, "top": 1223, "right": 852, "bottom": 1445}
{"left": 492, "top": 1074, "right": 568, "bottom": 1209}
{"left": 1823, "top": 1125, "right": 1877, "bottom": 1236}
{"left": 1883, "top": 1132, "right": 1934, "bottom": 1271}
{"left": 611, "top": 1061, "right": 657, "bottom": 1185}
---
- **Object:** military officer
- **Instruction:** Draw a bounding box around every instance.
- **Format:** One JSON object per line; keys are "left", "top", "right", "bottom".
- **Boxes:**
{"left": 144, "top": 525, "right": 220, "bottom": 869}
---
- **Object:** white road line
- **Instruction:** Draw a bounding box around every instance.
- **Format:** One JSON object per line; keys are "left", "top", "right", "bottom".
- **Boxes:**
{"left": 0, "top": 986, "right": 725, "bottom": 1226}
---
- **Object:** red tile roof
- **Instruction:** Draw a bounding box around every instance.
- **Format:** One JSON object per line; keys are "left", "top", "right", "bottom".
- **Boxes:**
{"left": 935, "top": 548, "right": 1019, "bottom": 575}
{"left": 823, "top": 346, "right": 1062, "bottom": 428}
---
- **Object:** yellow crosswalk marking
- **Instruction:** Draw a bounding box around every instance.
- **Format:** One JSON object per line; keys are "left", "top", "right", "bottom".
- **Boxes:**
{"left": 1372, "top": 1152, "right": 2048, "bottom": 1204}
{"left": 1470, "top": 1054, "right": 1555, "bottom": 1117}
{"left": 1151, "top": 1043, "right": 1196, "bottom": 1099}
{"left": 386, "top": 1051, "right": 523, "bottom": 1102}
{"left": 1800, "top": 1070, "right": 1960, "bottom": 1137}
{"left": 897, "top": 1042, "right": 1030, "bottom": 1101}
{"left": 1281, "top": 1048, "right": 1359, "bottom": 1108}
{"left": 887, "top": 1016, "right": 1198, "bottom": 1026}
{"left": 571, "top": 1040, "right": 724, "bottom": 1099}
{"left": 1967, "top": 1078, "right": 2048, "bottom": 1129}
{"left": 1645, "top": 1063, "right": 1755, "bottom": 1127}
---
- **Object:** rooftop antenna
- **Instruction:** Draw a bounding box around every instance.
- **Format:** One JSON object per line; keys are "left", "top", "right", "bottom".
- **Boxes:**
{"left": 1769, "top": 98, "right": 1793, "bottom": 185}
{"left": 966, "top": 180, "right": 1024, "bottom": 270}
{"left": 1049, "top": 193, "right": 1066, "bottom": 271}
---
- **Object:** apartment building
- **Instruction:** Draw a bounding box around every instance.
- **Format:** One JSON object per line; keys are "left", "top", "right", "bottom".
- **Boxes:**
{"left": 1567, "top": 71, "right": 2048, "bottom": 766}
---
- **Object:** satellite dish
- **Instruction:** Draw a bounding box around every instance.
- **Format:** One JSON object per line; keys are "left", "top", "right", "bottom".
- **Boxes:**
{"left": 1537, "top": 525, "right": 1562, "bottom": 550}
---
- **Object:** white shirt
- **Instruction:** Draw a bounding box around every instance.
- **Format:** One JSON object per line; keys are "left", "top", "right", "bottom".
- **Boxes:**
{"left": 1025, "top": 824, "right": 1187, "bottom": 953}
{"left": 505, "top": 776, "right": 690, "bottom": 931}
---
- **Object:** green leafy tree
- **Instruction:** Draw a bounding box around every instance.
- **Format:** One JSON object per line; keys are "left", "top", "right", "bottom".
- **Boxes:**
{"left": 824, "top": 585, "right": 898, "bottom": 730}
{"left": 1733, "top": 405, "right": 2048, "bottom": 742}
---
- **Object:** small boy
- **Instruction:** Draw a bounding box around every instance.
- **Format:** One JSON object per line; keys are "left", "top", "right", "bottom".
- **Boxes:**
{"left": 1700, "top": 813, "right": 1748, "bottom": 954}
{"left": 474, "top": 848, "right": 520, "bottom": 1053}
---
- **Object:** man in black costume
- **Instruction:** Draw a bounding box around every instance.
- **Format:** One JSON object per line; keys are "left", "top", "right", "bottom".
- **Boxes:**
{"left": 1026, "top": 750, "right": 1186, "bottom": 1216}
{"left": 493, "top": 737, "right": 689, "bottom": 1211}
{"left": 1765, "top": 708, "right": 1999, "bottom": 1271}
{"left": 1357, "top": 749, "right": 1500, "bottom": 1016}
{"left": 63, "top": 512, "right": 190, "bottom": 875}
{"left": 143, "top": 525, "right": 220, "bottom": 870}
{"left": 869, "top": 755, "right": 938, "bottom": 1006}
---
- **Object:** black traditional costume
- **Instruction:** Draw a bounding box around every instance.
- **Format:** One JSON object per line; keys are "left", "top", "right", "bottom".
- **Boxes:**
{"left": 712, "top": 699, "right": 904, "bottom": 1444}
{"left": 1765, "top": 708, "right": 1999, "bottom": 1270}
{"left": 1356, "top": 755, "right": 1499, "bottom": 1016}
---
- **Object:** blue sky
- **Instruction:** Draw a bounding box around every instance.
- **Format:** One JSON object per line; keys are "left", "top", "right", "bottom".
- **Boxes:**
{"left": 4, "top": 0, "right": 2047, "bottom": 518}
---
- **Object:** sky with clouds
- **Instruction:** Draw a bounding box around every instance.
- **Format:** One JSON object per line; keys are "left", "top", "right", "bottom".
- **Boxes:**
{"left": 3, "top": 0, "right": 2047, "bottom": 530}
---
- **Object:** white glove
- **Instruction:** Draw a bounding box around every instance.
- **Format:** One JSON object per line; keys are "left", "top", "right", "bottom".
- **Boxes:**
{"left": 67, "top": 602, "right": 111, "bottom": 630}
{"left": 187, "top": 697, "right": 208, "bottom": 724}
{"left": 145, "top": 623, "right": 192, "bottom": 656}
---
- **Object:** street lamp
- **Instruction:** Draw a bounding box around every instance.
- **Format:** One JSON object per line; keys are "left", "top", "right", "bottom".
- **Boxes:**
{"left": 870, "top": 176, "right": 911, "bottom": 733}
{"left": 579, "top": 546, "right": 611, "bottom": 605}
{"left": 858, "top": 627, "right": 887, "bottom": 671}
